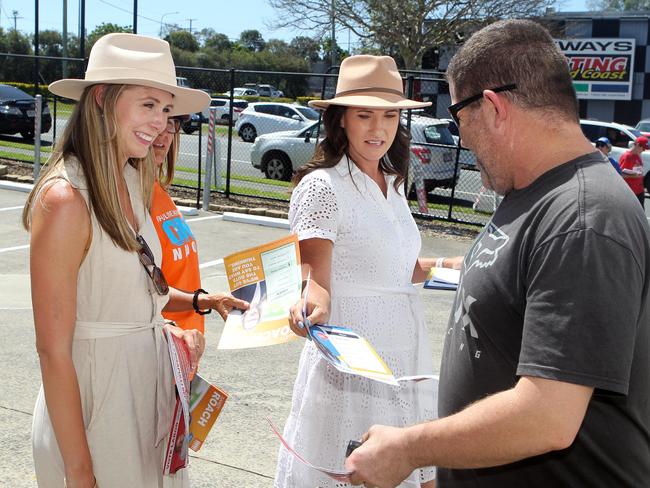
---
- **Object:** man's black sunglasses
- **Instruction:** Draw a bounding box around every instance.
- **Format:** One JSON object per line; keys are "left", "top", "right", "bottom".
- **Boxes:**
{"left": 136, "top": 234, "right": 169, "bottom": 295}
{"left": 448, "top": 84, "right": 517, "bottom": 126}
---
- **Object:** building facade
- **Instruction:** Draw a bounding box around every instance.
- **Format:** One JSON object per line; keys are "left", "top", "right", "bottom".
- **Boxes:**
{"left": 429, "top": 12, "right": 650, "bottom": 127}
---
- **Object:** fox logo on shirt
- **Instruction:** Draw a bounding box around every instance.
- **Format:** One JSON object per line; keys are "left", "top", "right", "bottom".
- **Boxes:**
{"left": 464, "top": 222, "right": 509, "bottom": 273}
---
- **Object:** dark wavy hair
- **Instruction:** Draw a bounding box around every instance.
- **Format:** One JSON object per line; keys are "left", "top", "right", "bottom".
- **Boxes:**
{"left": 292, "top": 105, "right": 411, "bottom": 191}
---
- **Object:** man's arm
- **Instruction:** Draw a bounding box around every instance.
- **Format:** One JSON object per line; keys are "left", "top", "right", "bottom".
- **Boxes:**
{"left": 346, "top": 376, "right": 593, "bottom": 488}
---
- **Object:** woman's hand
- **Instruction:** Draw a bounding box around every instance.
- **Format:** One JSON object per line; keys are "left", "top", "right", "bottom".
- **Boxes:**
{"left": 288, "top": 280, "right": 330, "bottom": 338}
{"left": 165, "top": 324, "right": 205, "bottom": 379}
{"left": 444, "top": 256, "right": 464, "bottom": 270}
{"left": 200, "top": 293, "right": 249, "bottom": 321}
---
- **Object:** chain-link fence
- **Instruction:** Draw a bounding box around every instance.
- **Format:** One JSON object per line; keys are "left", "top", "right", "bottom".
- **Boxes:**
{"left": 1, "top": 54, "right": 496, "bottom": 226}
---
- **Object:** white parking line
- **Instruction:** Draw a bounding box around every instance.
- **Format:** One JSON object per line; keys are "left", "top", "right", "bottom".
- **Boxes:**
{"left": 0, "top": 206, "right": 24, "bottom": 212}
{"left": 0, "top": 244, "right": 29, "bottom": 254}
{"left": 186, "top": 215, "right": 224, "bottom": 223}
{"left": 199, "top": 258, "right": 224, "bottom": 269}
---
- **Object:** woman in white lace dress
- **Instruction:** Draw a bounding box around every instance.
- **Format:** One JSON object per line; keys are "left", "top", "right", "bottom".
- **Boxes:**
{"left": 275, "top": 55, "right": 449, "bottom": 488}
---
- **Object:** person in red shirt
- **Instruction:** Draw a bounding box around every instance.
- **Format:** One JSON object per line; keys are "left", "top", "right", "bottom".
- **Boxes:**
{"left": 619, "top": 136, "right": 648, "bottom": 208}
{"left": 151, "top": 116, "right": 248, "bottom": 332}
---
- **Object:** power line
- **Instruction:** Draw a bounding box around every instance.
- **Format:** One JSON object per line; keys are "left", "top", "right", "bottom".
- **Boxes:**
{"left": 98, "top": 0, "right": 162, "bottom": 27}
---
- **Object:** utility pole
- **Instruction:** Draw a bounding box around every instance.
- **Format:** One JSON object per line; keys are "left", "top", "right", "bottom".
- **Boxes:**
{"left": 185, "top": 18, "right": 197, "bottom": 35}
{"left": 79, "top": 0, "right": 85, "bottom": 60}
{"left": 62, "top": 0, "right": 68, "bottom": 77}
{"left": 11, "top": 10, "right": 22, "bottom": 32}
{"left": 34, "top": 0, "right": 39, "bottom": 93}
{"left": 330, "top": 0, "right": 336, "bottom": 67}
{"left": 133, "top": 0, "right": 137, "bottom": 33}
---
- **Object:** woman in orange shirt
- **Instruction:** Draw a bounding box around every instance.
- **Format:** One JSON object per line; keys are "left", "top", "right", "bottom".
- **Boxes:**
{"left": 151, "top": 116, "right": 248, "bottom": 332}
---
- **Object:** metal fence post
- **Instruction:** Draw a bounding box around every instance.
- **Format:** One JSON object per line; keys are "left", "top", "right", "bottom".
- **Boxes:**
{"left": 448, "top": 141, "right": 462, "bottom": 221}
{"left": 213, "top": 119, "right": 221, "bottom": 191}
{"left": 196, "top": 117, "right": 202, "bottom": 208}
{"left": 52, "top": 96, "right": 57, "bottom": 143}
{"left": 33, "top": 95, "right": 42, "bottom": 181}
{"left": 225, "top": 68, "right": 235, "bottom": 197}
{"left": 202, "top": 108, "right": 217, "bottom": 211}
{"left": 404, "top": 75, "right": 415, "bottom": 196}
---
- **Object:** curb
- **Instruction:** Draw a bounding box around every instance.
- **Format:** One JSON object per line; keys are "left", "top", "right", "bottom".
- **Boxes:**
{"left": 0, "top": 180, "right": 33, "bottom": 193}
{"left": 222, "top": 212, "right": 290, "bottom": 229}
{"left": 0, "top": 171, "right": 290, "bottom": 221}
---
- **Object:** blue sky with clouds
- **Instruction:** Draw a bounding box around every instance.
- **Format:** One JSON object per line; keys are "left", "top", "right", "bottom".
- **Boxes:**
{"left": 1, "top": 0, "right": 589, "bottom": 43}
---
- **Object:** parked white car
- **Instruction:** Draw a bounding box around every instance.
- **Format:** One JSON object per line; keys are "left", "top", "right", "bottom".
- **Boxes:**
{"left": 580, "top": 119, "right": 650, "bottom": 189}
{"left": 202, "top": 98, "right": 248, "bottom": 124}
{"left": 235, "top": 102, "right": 320, "bottom": 142}
{"left": 407, "top": 115, "right": 458, "bottom": 196}
{"left": 251, "top": 122, "right": 323, "bottom": 180}
{"left": 224, "top": 87, "right": 259, "bottom": 97}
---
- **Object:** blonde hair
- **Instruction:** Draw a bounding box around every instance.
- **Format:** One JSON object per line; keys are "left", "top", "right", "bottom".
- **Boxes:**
{"left": 157, "top": 131, "right": 179, "bottom": 189}
{"left": 22, "top": 84, "right": 156, "bottom": 252}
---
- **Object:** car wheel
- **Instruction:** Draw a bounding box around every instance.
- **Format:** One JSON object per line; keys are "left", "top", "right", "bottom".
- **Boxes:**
{"left": 264, "top": 152, "right": 292, "bottom": 181}
{"left": 20, "top": 130, "right": 34, "bottom": 140}
{"left": 239, "top": 124, "right": 257, "bottom": 142}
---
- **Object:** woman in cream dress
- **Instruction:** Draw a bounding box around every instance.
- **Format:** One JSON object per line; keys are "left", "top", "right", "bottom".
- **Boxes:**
{"left": 24, "top": 34, "right": 209, "bottom": 488}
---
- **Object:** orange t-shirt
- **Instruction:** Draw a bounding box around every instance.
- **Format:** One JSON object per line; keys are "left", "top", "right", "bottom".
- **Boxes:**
{"left": 150, "top": 182, "right": 204, "bottom": 333}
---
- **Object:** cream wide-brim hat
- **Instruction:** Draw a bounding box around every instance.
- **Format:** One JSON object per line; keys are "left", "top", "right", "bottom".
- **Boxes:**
{"left": 309, "top": 55, "right": 431, "bottom": 110}
{"left": 49, "top": 33, "right": 209, "bottom": 116}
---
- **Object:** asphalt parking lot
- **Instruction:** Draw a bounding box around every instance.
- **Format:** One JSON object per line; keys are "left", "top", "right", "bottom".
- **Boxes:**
{"left": 0, "top": 186, "right": 473, "bottom": 487}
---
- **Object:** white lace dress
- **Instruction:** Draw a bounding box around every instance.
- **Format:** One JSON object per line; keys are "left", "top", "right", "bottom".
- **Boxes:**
{"left": 275, "top": 157, "right": 437, "bottom": 488}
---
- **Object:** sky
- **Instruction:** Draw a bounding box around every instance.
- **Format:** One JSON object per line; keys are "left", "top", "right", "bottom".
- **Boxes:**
{"left": 0, "top": 0, "right": 590, "bottom": 44}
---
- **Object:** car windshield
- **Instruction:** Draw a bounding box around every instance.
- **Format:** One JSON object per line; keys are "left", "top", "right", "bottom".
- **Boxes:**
{"left": 0, "top": 84, "right": 32, "bottom": 100}
{"left": 420, "top": 124, "right": 455, "bottom": 145}
{"left": 636, "top": 122, "right": 650, "bottom": 132}
{"left": 296, "top": 107, "right": 320, "bottom": 120}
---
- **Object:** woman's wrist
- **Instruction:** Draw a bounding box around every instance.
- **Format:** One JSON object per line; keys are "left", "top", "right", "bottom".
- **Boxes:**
{"left": 64, "top": 467, "right": 95, "bottom": 488}
{"left": 193, "top": 289, "right": 212, "bottom": 315}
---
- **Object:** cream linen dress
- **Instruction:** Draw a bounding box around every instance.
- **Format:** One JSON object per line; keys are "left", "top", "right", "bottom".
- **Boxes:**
{"left": 31, "top": 158, "right": 188, "bottom": 488}
{"left": 275, "top": 157, "right": 438, "bottom": 488}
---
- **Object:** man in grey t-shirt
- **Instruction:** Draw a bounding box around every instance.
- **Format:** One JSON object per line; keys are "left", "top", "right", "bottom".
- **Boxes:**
{"left": 346, "top": 19, "right": 650, "bottom": 488}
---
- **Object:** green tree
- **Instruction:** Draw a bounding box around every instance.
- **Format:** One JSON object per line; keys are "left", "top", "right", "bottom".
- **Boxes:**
{"left": 205, "top": 33, "right": 232, "bottom": 51}
{"left": 321, "top": 37, "right": 348, "bottom": 64}
{"left": 588, "top": 0, "right": 650, "bottom": 9}
{"left": 268, "top": 0, "right": 555, "bottom": 69}
{"left": 87, "top": 23, "right": 132, "bottom": 51}
{"left": 0, "top": 29, "right": 34, "bottom": 83}
{"left": 265, "top": 38, "right": 291, "bottom": 55}
{"left": 195, "top": 27, "right": 216, "bottom": 47}
{"left": 165, "top": 30, "right": 200, "bottom": 52}
{"left": 239, "top": 29, "right": 266, "bottom": 52}
{"left": 289, "top": 36, "right": 322, "bottom": 63}
{"left": 32, "top": 30, "right": 83, "bottom": 83}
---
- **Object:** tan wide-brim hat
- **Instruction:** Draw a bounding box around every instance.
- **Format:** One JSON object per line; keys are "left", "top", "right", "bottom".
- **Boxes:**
{"left": 309, "top": 55, "right": 431, "bottom": 110}
{"left": 49, "top": 33, "right": 209, "bottom": 116}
